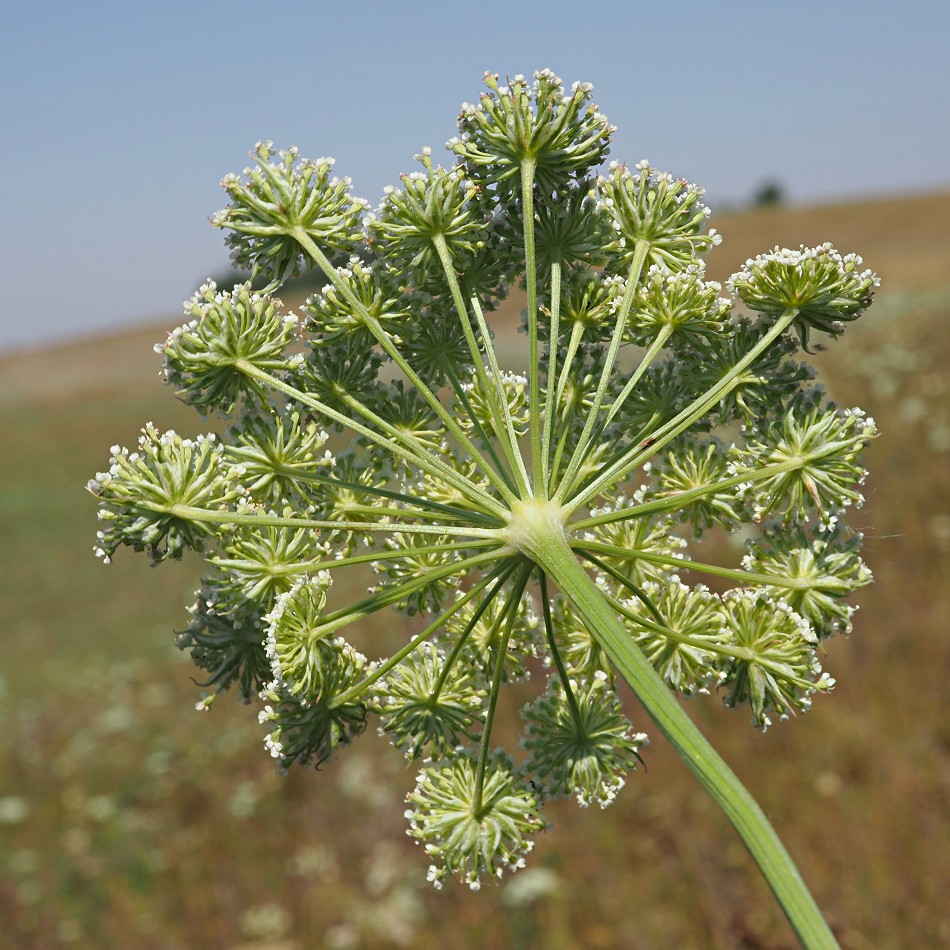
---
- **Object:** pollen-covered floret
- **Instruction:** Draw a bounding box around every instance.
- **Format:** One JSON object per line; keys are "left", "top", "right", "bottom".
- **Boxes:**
{"left": 258, "top": 663, "right": 369, "bottom": 772}
{"left": 264, "top": 571, "right": 336, "bottom": 696}
{"left": 457, "top": 369, "right": 530, "bottom": 439}
{"left": 650, "top": 436, "right": 744, "bottom": 535}
{"left": 371, "top": 531, "right": 463, "bottom": 617}
{"left": 405, "top": 751, "right": 546, "bottom": 890}
{"left": 178, "top": 585, "right": 271, "bottom": 701}
{"left": 212, "top": 142, "right": 367, "bottom": 283}
{"left": 212, "top": 526, "right": 328, "bottom": 609}
{"left": 89, "top": 424, "right": 241, "bottom": 563}
{"left": 728, "top": 243, "right": 878, "bottom": 350}
{"left": 223, "top": 410, "right": 334, "bottom": 507}
{"left": 441, "top": 587, "right": 539, "bottom": 684}
{"left": 159, "top": 282, "right": 300, "bottom": 415}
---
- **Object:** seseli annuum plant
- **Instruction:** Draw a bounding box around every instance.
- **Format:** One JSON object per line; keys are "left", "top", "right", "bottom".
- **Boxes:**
{"left": 89, "top": 70, "right": 877, "bottom": 947}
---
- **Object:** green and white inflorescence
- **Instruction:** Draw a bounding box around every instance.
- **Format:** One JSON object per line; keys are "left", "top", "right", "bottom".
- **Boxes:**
{"left": 89, "top": 69, "right": 878, "bottom": 893}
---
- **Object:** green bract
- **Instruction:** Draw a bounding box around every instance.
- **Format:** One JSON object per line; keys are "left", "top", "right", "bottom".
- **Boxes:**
{"left": 90, "top": 69, "right": 879, "bottom": 944}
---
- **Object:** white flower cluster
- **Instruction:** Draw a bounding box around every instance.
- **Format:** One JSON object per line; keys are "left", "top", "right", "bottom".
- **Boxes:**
{"left": 88, "top": 69, "right": 877, "bottom": 906}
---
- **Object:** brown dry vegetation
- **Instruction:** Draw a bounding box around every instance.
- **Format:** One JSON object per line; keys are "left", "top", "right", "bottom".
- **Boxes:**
{"left": 1, "top": 191, "right": 949, "bottom": 949}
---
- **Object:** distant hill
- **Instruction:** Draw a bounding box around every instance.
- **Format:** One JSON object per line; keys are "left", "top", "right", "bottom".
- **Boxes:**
{"left": 706, "top": 189, "right": 950, "bottom": 292}
{"left": 3, "top": 189, "right": 947, "bottom": 406}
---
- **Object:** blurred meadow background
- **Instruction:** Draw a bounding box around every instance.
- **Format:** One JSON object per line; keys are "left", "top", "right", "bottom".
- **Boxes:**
{"left": 3, "top": 1, "right": 950, "bottom": 947}
{"left": 2, "top": 193, "right": 949, "bottom": 949}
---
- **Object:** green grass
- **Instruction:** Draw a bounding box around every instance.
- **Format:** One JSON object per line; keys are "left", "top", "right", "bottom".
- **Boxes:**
{"left": 2, "top": 191, "right": 949, "bottom": 948}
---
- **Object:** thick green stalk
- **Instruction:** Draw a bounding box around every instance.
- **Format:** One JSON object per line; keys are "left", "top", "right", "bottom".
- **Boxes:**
{"left": 510, "top": 508, "right": 838, "bottom": 949}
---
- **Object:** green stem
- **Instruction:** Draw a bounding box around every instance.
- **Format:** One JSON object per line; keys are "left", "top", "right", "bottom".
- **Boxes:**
{"left": 514, "top": 515, "right": 838, "bottom": 949}
{"left": 430, "top": 564, "right": 517, "bottom": 701}
{"left": 163, "top": 503, "right": 500, "bottom": 540}
{"left": 282, "top": 467, "right": 501, "bottom": 528}
{"left": 574, "top": 540, "right": 831, "bottom": 592}
{"left": 541, "top": 261, "right": 562, "bottom": 492}
{"left": 559, "top": 325, "right": 673, "bottom": 501}
{"left": 566, "top": 307, "right": 801, "bottom": 514}
{"left": 520, "top": 158, "right": 543, "bottom": 492}
{"left": 467, "top": 295, "right": 534, "bottom": 496}
{"left": 572, "top": 549, "right": 667, "bottom": 625}
{"left": 331, "top": 561, "right": 514, "bottom": 708}
{"left": 472, "top": 564, "right": 532, "bottom": 815}
{"left": 572, "top": 455, "right": 807, "bottom": 530}
{"left": 538, "top": 571, "right": 586, "bottom": 733}
{"left": 234, "top": 358, "right": 507, "bottom": 520}
{"left": 553, "top": 319, "right": 586, "bottom": 412}
{"left": 245, "top": 538, "right": 497, "bottom": 573}
{"left": 555, "top": 240, "right": 651, "bottom": 503}
{"left": 315, "top": 547, "right": 509, "bottom": 638}
{"left": 289, "top": 226, "right": 517, "bottom": 505}
{"left": 432, "top": 235, "right": 524, "bottom": 498}
{"left": 603, "top": 326, "right": 673, "bottom": 428}
{"left": 441, "top": 358, "right": 520, "bottom": 497}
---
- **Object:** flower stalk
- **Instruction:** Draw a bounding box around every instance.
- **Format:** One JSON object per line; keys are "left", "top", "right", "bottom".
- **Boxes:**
{"left": 509, "top": 507, "right": 837, "bottom": 948}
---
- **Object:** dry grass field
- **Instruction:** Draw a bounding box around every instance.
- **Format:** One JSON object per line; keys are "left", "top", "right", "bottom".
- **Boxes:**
{"left": 1, "top": 190, "right": 948, "bottom": 948}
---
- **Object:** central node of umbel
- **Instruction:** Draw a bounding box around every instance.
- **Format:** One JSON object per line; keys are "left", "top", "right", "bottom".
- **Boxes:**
{"left": 501, "top": 497, "right": 569, "bottom": 556}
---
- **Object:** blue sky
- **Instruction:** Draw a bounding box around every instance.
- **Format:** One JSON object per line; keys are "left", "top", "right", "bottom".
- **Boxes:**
{"left": 2, "top": 0, "right": 948, "bottom": 353}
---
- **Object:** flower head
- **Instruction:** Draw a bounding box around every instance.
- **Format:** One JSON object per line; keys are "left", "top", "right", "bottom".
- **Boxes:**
{"left": 213, "top": 143, "right": 367, "bottom": 284}
{"left": 450, "top": 70, "right": 613, "bottom": 196}
{"left": 90, "top": 70, "right": 878, "bottom": 898}
{"left": 89, "top": 425, "right": 240, "bottom": 563}
{"left": 159, "top": 281, "right": 300, "bottom": 416}
{"left": 522, "top": 673, "right": 647, "bottom": 807}
{"left": 600, "top": 161, "right": 721, "bottom": 272}
{"left": 405, "top": 751, "right": 546, "bottom": 890}
{"left": 728, "top": 243, "right": 879, "bottom": 350}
